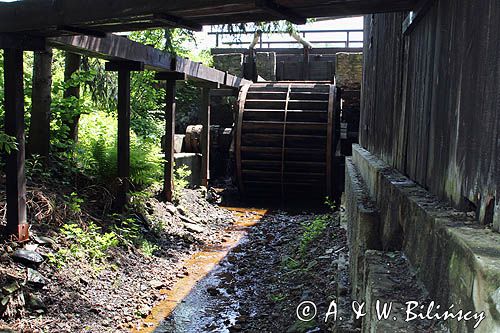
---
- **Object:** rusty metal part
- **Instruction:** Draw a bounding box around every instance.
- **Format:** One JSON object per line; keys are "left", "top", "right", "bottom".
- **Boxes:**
{"left": 236, "top": 82, "right": 339, "bottom": 201}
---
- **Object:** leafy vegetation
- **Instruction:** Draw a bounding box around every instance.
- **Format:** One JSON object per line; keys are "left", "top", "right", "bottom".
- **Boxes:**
{"left": 77, "top": 112, "right": 163, "bottom": 188}
{"left": 298, "top": 215, "right": 329, "bottom": 255}
{"left": 0, "top": 133, "right": 17, "bottom": 153}
{"left": 48, "top": 223, "right": 119, "bottom": 268}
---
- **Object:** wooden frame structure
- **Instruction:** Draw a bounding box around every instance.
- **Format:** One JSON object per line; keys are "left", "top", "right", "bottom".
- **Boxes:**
{"left": 0, "top": 1, "right": 416, "bottom": 36}
{"left": 1, "top": 32, "right": 251, "bottom": 238}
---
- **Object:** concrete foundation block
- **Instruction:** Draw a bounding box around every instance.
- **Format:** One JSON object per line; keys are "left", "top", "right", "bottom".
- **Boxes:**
{"left": 363, "top": 250, "right": 447, "bottom": 333}
{"left": 345, "top": 158, "right": 382, "bottom": 300}
{"left": 174, "top": 153, "right": 201, "bottom": 188}
{"left": 350, "top": 144, "right": 500, "bottom": 333}
{"left": 174, "top": 134, "right": 185, "bottom": 153}
{"left": 335, "top": 53, "right": 363, "bottom": 90}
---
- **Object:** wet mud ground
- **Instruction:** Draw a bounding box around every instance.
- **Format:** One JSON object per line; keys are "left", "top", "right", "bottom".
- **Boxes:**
{"left": 136, "top": 207, "right": 348, "bottom": 333}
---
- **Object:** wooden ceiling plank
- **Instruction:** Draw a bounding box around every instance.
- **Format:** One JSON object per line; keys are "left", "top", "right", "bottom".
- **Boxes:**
{"left": 254, "top": 0, "right": 307, "bottom": 25}
{"left": 0, "top": 33, "right": 46, "bottom": 51}
{"left": 57, "top": 25, "right": 107, "bottom": 38}
{"left": 152, "top": 13, "right": 203, "bottom": 31}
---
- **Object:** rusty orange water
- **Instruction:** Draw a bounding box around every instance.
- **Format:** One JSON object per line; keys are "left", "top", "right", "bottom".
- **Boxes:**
{"left": 132, "top": 207, "right": 268, "bottom": 333}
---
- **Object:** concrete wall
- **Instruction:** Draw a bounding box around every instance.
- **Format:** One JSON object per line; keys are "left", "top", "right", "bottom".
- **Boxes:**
{"left": 345, "top": 145, "right": 500, "bottom": 333}
{"left": 174, "top": 153, "right": 201, "bottom": 188}
{"left": 255, "top": 52, "right": 276, "bottom": 81}
{"left": 360, "top": 1, "right": 500, "bottom": 231}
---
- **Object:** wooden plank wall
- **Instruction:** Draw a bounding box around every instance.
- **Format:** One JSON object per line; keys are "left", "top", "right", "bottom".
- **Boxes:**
{"left": 360, "top": 0, "right": 500, "bottom": 227}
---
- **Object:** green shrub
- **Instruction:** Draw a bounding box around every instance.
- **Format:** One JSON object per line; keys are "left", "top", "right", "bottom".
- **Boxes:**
{"left": 111, "top": 216, "right": 159, "bottom": 257}
{"left": 65, "top": 192, "right": 84, "bottom": 214}
{"left": 48, "top": 222, "right": 119, "bottom": 267}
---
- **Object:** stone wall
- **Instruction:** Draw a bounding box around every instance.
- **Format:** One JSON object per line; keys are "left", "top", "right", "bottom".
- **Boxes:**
{"left": 335, "top": 52, "right": 363, "bottom": 90}
{"left": 255, "top": 52, "right": 276, "bottom": 81}
{"left": 213, "top": 53, "right": 244, "bottom": 77}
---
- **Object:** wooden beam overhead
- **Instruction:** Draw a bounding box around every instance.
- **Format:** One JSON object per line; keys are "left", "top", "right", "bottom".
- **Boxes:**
{"left": 105, "top": 60, "right": 145, "bottom": 72}
{"left": 254, "top": 0, "right": 307, "bottom": 25}
{"left": 48, "top": 34, "right": 251, "bottom": 87}
{"left": 155, "top": 72, "right": 187, "bottom": 81}
{"left": 191, "top": 81, "right": 221, "bottom": 89}
{"left": 0, "top": 33, "right": 46, "bottom": 51}
{"left": 57, "top": 25, "right": 107, "bottom": 38}
{"left": 0, "top": 0, "right": 416, "bottom": 34}
{"left": 153, "top": 13, "right": 203, "bottom": 31}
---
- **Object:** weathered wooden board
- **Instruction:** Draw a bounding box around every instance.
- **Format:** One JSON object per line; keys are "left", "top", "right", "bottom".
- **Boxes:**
{"left": 360, "top": 0, "right": 500, "bottom": 227}
{"left": 48, "top": 34, "right": 250, "bottom": 87}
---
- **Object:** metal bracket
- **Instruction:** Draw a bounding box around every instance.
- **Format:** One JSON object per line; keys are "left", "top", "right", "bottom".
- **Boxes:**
{"left": 155, "top": 72, "right": 187, "bottom": 81}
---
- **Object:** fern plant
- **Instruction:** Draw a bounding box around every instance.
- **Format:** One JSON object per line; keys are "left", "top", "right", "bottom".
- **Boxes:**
{"left": 77, "top": 112, "right": 163, "bottom": 188}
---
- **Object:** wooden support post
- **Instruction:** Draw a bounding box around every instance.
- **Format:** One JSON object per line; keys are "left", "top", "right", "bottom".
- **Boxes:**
{"left": 105, "top": 61, "right": 143, "bottom": 211}
{"left": 201, "top": 88, "right": 211, "bottom": 187}
{"left": 63, "top": 52, "right": 82, "bottom": 143}
{"left": 3, "top": 48, "right": 28, "bottom": 240}
{"left": 155, "top": 72, "right": 186, "bottom": 202}
{"left": 115, "top": 69, "right": 131, "bottom": 210}
{"left": 164, "top": 79, "right": 176, "bottom": 202}
{"left": 28, "top": 47, "right": 53, "bottom": 158}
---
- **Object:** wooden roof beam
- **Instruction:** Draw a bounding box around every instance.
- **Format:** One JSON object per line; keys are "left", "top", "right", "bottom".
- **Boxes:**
{"left": 152, "top": 13, "right": 203, "bottom": 31}
{"left": 57, "top": 25, "right": 107, "bottom": 38}
{"left": 254, "top": 0, "right": 307, "bottom": 25}
{"left": 0, "top": 33, "right": 46, "bottom": 51}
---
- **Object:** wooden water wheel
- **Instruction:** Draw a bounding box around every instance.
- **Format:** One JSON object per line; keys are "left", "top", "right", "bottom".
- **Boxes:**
{"left": 236, "top": 82, "right": 339, "bottom": 201}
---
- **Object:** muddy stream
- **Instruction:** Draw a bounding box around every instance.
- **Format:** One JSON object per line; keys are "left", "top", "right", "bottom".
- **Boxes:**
{"left": 133, "top": 207, "right": 269, "bottom": 333}
{"left": 133, "top": 206, "right": 346, "bottom": 333}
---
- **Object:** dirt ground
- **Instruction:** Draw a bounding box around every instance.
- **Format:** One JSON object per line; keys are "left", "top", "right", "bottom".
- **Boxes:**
{"left": 0, "top": 187, "right": 234, "bottom": 333}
